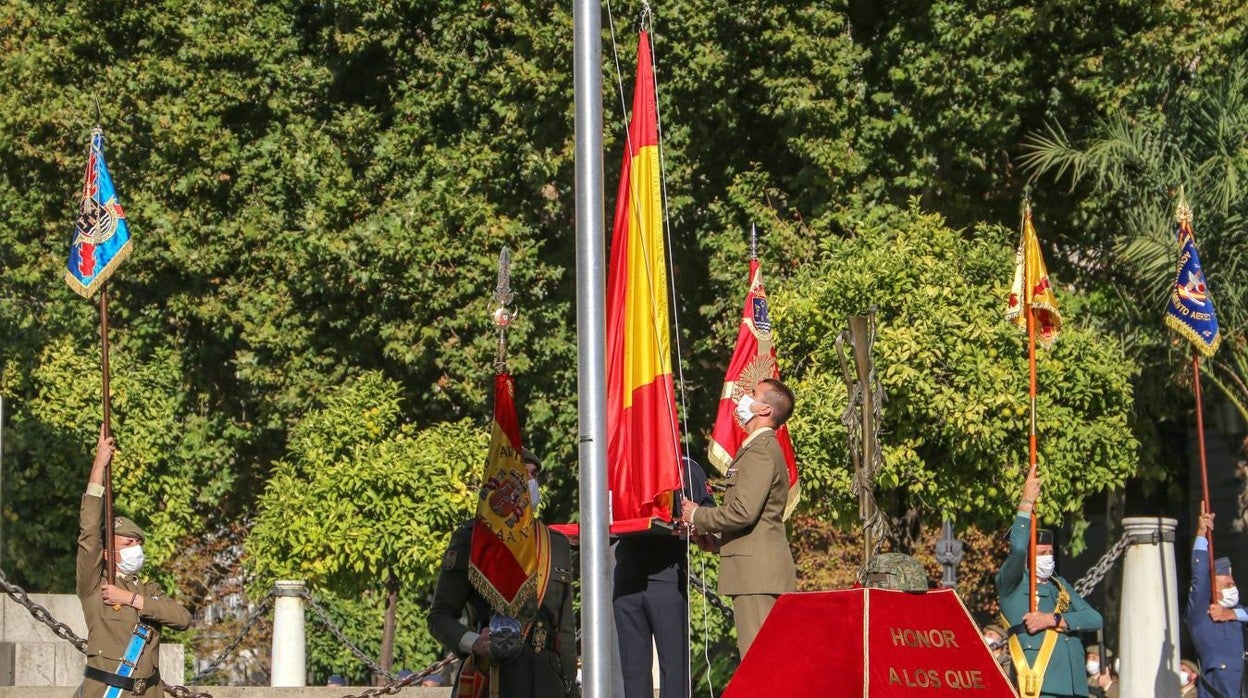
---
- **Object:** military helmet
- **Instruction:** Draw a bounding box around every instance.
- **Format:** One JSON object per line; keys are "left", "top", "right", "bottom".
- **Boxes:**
{"left": 861, "top": 553, "right": 929, "bottom": 592}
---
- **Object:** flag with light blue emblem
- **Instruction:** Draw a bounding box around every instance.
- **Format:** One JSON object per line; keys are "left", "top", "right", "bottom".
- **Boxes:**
{"left": 1164, "top": 206, "right": 1220, "bottom": 357}
{"left": 65, "top": 127, "right": 132, "bottom": 297}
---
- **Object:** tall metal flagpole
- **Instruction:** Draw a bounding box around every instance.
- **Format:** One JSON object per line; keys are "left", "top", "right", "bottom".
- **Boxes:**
{"left": 573, "top": 1, "right": 611, "bottom": 696}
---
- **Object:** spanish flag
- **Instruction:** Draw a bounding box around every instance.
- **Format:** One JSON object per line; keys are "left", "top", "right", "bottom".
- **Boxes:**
{"left": 708, "top": 254, "right": 800, "bottom": 518}
{"left": 468, "top": 373, "right": 551, "bottom": 620}
{"left": 1006, "top": 210, "right": 1062, "bottom": 347}
{"left": 606, "top": 31, "right": 683, "bottom": 528}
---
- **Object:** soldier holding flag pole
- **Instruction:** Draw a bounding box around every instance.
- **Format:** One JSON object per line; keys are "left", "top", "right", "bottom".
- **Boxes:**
{"left": 1166, "top": 193, "right": 1246, "bottom": 698}
{"left": 997, "top": 203, "right": 1102, "bottom": 698}
{"left": 427, "top": 248, "right": 578, "bottom": 698}
{"left": 67, "top": 123, "right": 193, "bottom": 698}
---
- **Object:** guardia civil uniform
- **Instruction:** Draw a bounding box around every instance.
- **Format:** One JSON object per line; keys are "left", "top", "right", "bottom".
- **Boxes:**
{"left": 691, "top": 427, "right": 796, "bottom": 658}
{"left": 76, "top": 486, "right": 191, "bottom": 698}
{"left": 428, "top": 520, "right": 577, "bottom": 698}
{"left": 996, "top": 515, "right": 1102, "bottom": 698}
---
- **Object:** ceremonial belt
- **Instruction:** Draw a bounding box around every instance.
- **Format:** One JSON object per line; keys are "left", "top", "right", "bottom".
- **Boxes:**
{"left": 1002, "top": 582, "right": 1072, "bottom": 698}
{"left": 97, "top": 623, "right": 156, "bottom": 697}
{"left": 85, "top": 666, "right": 160, "bottom": 695}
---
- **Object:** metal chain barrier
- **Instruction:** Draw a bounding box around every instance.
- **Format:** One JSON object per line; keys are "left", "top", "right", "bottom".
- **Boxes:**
{"left": 164, "top": 682, "right": 215, "bottom": 698}
{"left": 1073, "top": 532, "right": 1131, "bottom": 597}
{"left": 0, "top": 567, "right": 87, "bottom": 652}
{"left": 187, "top": 590, "right": 277, "bottom": 684}
{"left": 337, "top": 653, "right": 459, "bottom": 698}
{"left": 689, "top": 573, "right": 733, "bottom": 619}
{"left": 300, "top": 588, "right": 394, "bottom": 680}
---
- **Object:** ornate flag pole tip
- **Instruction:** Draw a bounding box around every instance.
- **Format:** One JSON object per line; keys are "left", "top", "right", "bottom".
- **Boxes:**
{"left": 492, "top": 247, "right": 515, "bottom": 371}
{"left": 1175, "top": 186, "right": 1193, "bottom": 225}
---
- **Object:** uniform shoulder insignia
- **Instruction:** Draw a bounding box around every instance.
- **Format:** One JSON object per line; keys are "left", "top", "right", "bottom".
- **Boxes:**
{"left": 442, "top": 548, "right": 458, "bottom": 572}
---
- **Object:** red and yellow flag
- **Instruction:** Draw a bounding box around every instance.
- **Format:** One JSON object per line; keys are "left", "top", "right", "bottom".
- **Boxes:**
{"left": 468, "top": 373, "right": 551, "bottom": 620}
{"left": 1006, "top": 210, "right": 1062, "bottom": 347}
{"left": 708, "top": 256, "right": 800, "bottom": 517}
{"left": 606, "top": 31, "right": 683, "bottom": 528}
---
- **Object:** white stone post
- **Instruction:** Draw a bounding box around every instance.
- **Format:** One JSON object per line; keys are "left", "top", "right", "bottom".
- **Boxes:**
{"left": 270, "top": 580, "right": 307, "bottom": 687}
{"left": 1118, "top": 517, "right": 1180, "bottom": 697}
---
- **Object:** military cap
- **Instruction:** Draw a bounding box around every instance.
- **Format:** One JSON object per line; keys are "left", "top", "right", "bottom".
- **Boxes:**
{"left": 1215, "top": 556, "right": 1233, "bottom": 576}
{"left": 982, "top": 624, "right": 1006, "bottom": 639}
{"left": 519, "top": 447, "right": 542, "bottom": 474}
{"left": 1036, "top": 529, "right": 1054, "bottom": 546}
{"left": 1084, "top": 644, "right": 1100, "bottom": 657}
{"left": 861, "top": 553, "right": 929, "bottom": 592}
{"left": 1180, "top": 659, "right": 1199, "bottom": 675}
{"left": 113, "top": 516, "right": 146, "bottom": 543}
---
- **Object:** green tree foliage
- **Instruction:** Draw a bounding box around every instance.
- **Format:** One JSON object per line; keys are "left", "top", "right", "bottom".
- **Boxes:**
{"left": 776, "top": 204, "right": 1139, "bottom": 544}
{"left": 246, "top": 371, "right": 487, "bottom": 675}
{"left": 1, "top": 337, "right": 238, "bottom": 591}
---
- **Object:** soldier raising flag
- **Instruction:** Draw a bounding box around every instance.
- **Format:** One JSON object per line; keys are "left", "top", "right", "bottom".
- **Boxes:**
{"left": 996, "top": 203, "right": 1102, "bottom": 698}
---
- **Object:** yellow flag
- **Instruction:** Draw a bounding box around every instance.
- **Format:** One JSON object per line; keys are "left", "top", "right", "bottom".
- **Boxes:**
{"left": 1006, "top": 211, "right": 1061, "bottom": 347}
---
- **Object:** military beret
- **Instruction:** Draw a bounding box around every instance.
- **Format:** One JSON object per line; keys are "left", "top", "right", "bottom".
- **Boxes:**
{"left": 1215, "top": 556, "right": 1233, "bottom": 576}
{"left": 1036, "top": 529, "right": 1054, "bottom": 546}
{"left": 113, "top": 516, "right": 146, "bottom": 543}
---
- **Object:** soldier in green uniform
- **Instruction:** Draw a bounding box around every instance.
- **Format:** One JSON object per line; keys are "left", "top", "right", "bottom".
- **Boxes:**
{"left": 77, "top": 429, "right": 192, "bottom": 697}
{"left": 996, "top": 475, "right": 1102, "bottom": 698}
{"left": 681, "top": 378, "right": 798, "bottom": 659}
{"left": 427, "top": 451, "right": 577, "bottom": 698}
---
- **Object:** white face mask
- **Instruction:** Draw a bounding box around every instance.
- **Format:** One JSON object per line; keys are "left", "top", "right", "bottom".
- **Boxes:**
{"left": 735, "top": 394, "right": 757, "bottom": 424}
{"left": 1219, "top": 586, "right": 1239, "bottom": 608}
{"left": 1086, "top": 660, "right": 1100, "bottom": 676}
{"left": 527, "top": 478, "right": 541, "bottom": 512}
{"left": 1180, "top": 671, "right": 1195, "bottom": 686}
{"left": 118, "top": 545, "right": 145, "bottom": 575}
{"left": 1035, "top": 554, "right": 1055, "bottom": 581}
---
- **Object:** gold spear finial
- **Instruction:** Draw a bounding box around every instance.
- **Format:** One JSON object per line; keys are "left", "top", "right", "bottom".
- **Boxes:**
{"left": 1175, "top": 185, "right": 1193, "bottom": 226}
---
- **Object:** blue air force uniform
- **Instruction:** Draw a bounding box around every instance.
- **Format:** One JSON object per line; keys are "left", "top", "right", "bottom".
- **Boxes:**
{"left": 1188, "top": 538, "right": 1246, "bottom": 698}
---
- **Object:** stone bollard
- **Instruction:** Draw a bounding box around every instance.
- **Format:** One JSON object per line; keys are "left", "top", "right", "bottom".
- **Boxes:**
{"left": 270, "top": 580, "right": 307, "bottom": 687}
{"left": 1118, "top": 517, "right": 1180, "bottom": 697}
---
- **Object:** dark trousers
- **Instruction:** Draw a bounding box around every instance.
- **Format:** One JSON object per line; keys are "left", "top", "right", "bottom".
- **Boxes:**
{"left": 613, "top": 577, "right": 689, "bottom": 698}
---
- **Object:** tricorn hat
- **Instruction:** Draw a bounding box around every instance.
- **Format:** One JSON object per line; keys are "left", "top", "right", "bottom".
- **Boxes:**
{"left": 113, "top": 516, "right": 146, "bottom": 543}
